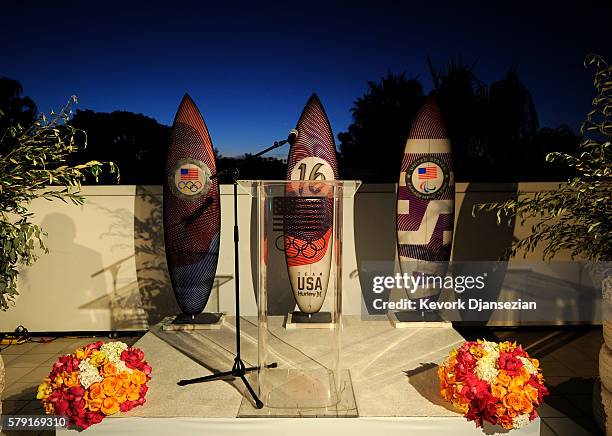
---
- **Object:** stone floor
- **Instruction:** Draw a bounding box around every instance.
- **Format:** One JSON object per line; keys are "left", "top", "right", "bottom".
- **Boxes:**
{"left": 0, "top": 327, "right": 605, "bottom": 435}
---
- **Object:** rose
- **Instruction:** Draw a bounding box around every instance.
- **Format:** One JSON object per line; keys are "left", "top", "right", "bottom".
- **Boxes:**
{"left": 86, "top": 341, "right": 104, "bottom": 351}
{"left": 490, "top": 384, "right": 507, "bottom": 399}
{"left": 527, "top": 377, "right": 549, "bottom": 403}
{"left": 74, "top": 347, "right": 94, "bottom": 360}
{"left": 507, "top": 376, "right": 526, "bottom": 394}
{"left": 64, "top": 372, "right": 81, "bottom": 388}
{"left": 88, "top": 411, "right": 104, "bottom": 424}
{"left": 101, "top": 376, "right": 122, "bottom": 397}
{"left": 116, "top": 386, "right": 129, "bottom": 403}
{"left": 53, "top": 355, "right": 76, "bottom": 373}
{"left": 502, "top": 392, "right": 525, "bottom": 412}
{"left": 69, "top": 386, "right": 85, "bottom": 399}
{"left": 499, "top": 352, "right": 524, "bottom": 377}
{"left": 100, "top": 397, "right": 120, "bottom": 415}
{"left": 88, "top": 382, "right": 106, "bottom": 399}
{"left": 496, "top": 370, "right": 512, "bottom": 387}
{"left": 127, "top": 384, "right": 140, "bottom": 401}
{"left": 55, "top": 398, "right": 70, "bottom": 414}
{"left": 101, "top": 362, "right": 117, "bottom": 377}
{"left": 524, "top": 384, "right": 539, "bottom": 403}
{"left": 120, "top": 400, "right": 139, "bottom": 413}
{"left": 131, "top": 369, "right": 147, "bottom": 386}
{"left": 520, "top": 395, "right": 534, "bottom": 414}
{"left": 85, "top": 383, "right": 105, "bottom": 412}
{"left": 121, "top": 348, "right": 145, "bottom": 369}
{"left": 118, "top": 371, "right": 131, "bottom": 384}
{"left": 86, "top": 396, "right": 104, "bottom": 412}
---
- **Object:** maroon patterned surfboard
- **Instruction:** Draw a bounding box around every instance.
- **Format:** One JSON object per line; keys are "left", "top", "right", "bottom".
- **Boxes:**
{"left": 163, "top": 94, "right": 220, "bottom": 315}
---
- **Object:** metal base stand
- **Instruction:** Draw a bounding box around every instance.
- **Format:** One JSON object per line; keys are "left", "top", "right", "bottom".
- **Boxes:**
{"left": 178, "top": 136, "right": 292, "bottom": 408}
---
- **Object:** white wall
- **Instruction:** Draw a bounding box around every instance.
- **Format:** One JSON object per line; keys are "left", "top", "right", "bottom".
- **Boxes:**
{"left": 0, "top": 183, "right": 597, "bottom": 332}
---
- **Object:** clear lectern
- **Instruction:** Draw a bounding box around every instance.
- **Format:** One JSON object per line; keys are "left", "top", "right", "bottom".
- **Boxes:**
{"left": 237, "top": 180, "right": 360, "bottom": 417}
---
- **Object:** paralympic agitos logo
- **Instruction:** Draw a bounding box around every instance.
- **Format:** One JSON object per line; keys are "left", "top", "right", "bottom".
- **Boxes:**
{"left": 406, "top": 156, "right": 450, "bottom": 200}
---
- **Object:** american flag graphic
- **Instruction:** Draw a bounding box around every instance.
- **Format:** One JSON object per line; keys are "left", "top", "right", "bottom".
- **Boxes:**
{"left": 418, "top": 166, "right": 437, "bottom": 179}
{"left": 180, "top": 168, "right": 199, "bottom": 180}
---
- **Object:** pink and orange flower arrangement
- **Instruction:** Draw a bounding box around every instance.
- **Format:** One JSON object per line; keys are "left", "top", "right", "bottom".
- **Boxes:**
{"left": 36, "top": 341, "right": 151, "bottom": 430}
{"left": 438, "top": 340, "right": 548, "bottom": 430}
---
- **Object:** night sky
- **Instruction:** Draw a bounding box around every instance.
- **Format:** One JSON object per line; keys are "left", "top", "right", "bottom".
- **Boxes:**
{"left": 2, "top": 1, "right": 611, "bottom": 156}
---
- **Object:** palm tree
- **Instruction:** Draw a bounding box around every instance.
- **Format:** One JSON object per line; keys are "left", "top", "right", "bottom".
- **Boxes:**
{"left": 487, "top": 69, "right": 540, "bottom": 178}
{"left": 338, "top": 73, "right": 425, "bottom": 182}
{"left": 429, "top": 59, "right": 489, "bottom": 180}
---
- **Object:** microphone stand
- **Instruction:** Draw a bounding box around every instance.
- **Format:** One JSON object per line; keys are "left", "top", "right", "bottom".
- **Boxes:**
{"left": 177, "top": 136, "right": 292, "bottom": 409}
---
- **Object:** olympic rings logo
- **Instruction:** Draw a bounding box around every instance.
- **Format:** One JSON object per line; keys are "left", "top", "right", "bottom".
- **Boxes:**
{"left": 275, "top": 234, "right": 327, "bottom": 259}
{"left": 177, "top": 180, "right": 203, "bottom": 193}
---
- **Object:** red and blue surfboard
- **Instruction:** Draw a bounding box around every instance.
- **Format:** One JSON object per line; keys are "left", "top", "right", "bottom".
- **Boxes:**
{"left": 163, "top": 94, "right": 220, "bottom": 315}
{"left": 396, "top": 96, "right": 454, "bottom": 303}
{"left": 284, "top": 94, "right": 339, "bottom": 314}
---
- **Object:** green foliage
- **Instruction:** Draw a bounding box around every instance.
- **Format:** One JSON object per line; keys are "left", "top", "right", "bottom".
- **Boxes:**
{"left": 339, "top": 62, "right": 579, "bottom": 182}
{"left": 0, "top": 96, "right": 117, "bottom": 310}
{"left": 338, "top": 73, "right": 425, "bottom": 181}
{"left": 474, "top": 55, "right": 612, "bottom": 261}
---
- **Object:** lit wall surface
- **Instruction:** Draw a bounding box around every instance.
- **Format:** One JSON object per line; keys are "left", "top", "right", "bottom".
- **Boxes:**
{"left": 0, "top": 183, "right": 595, "bottom": 332}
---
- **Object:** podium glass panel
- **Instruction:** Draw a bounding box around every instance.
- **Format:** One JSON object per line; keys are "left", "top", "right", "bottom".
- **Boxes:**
{"left": 237, "top": 180, "right": 360, "bottom": 417}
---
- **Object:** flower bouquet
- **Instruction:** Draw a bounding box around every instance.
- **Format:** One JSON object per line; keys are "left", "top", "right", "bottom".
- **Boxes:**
{"left": 438, "top": 340, "right": 548, "bottom": 430}
{"left": 37, "top": 341, "right": 151, "bottom": 430}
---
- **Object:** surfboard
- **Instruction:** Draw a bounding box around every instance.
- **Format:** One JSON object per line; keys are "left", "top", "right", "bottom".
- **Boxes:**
{"left": 163, "top": 94, "right": 220, "bottom": 315}
{"left": 396, "top": 96, "right": 454, "bottom": 305}
{"left": 284, "top": 93, "right": 339, "bottom": 314}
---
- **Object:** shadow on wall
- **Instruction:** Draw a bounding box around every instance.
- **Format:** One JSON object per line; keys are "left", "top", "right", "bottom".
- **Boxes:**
{"left": 352, "top": 183, "right": 519, "bottom": 323}
{"left": 452, "top": 183, "right": 518, "bottom": 323}
{"left": 133, "top": 186, "right": 180, "bottom": 325}
{"left": 22, "top": 213, "right": 106, "bottom": 328}
{"left": 353, "top": 184, "right": 398, "bottom": 310}
{"left": 84, "top": 187, "right": 179, "bottom": 329}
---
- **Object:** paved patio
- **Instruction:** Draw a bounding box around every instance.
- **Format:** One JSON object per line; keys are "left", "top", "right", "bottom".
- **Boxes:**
{"left": 0, "top": 327, "right": 605, "bottom": 435}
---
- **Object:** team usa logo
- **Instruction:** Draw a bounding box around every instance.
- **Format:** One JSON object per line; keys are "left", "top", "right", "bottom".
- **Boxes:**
{"left": 271, "top": 196, "right": 328, "bottom": 258}
{"left": 169, "top": 158, "right": 211, "bottom": 200}
{"left": 406, "top": 156, "right": 449, "bottom": 199}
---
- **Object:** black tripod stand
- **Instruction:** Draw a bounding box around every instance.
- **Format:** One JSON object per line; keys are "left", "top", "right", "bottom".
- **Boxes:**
{"left": 177, "top": 132, "right": 296, "bottom": 408}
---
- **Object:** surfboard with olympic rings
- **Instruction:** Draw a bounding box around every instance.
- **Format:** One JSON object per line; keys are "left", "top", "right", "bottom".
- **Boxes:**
{"left": 284, "top": 93, "right": 339, "bottom": 314}
{"left": 163, "top": 94, "right": 220, "bottom": 315}
{"left": 396, "top": 96, "right": 454, "bottom": 304}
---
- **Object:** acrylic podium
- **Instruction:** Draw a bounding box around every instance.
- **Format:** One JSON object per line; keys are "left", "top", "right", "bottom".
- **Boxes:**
{"left": 237, "top": 180, "right": 361, "bottom": 417}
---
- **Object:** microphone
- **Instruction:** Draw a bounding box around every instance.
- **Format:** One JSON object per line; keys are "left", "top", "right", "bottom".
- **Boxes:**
{"left": 207, "top": 129, "right": 298, "bottom": 183}
{"left": 287, "top": 128, "right": 298, "bottom": 145}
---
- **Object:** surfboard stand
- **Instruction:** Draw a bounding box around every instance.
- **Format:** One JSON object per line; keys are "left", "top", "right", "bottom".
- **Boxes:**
{"left": 161, "top": 313, "right": 226, "bottom": 331}
{"left": 388, "top": 310, "right": 452, "bottom": 328}
{"left": 177, "top": 137, "right": 292, "bottom": 408}
{"left": 285, "top": 311, "right": 334, "bottom": 329}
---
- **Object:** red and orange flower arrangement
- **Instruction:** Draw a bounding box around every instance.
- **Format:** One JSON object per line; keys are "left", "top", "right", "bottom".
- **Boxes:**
{"left": 36, "top": 341, "right": 151, "bottom": 430}
{"left": 438, "top": 340, "right": 548, "bottom": 430}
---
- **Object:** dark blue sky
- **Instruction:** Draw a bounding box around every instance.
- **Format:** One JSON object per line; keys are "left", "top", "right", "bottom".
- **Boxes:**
{"left": 2, "top": 1, "right": 610, "bottom": 156}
